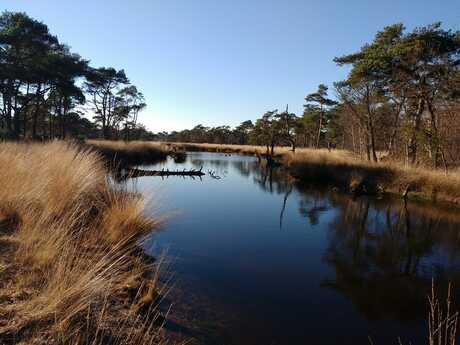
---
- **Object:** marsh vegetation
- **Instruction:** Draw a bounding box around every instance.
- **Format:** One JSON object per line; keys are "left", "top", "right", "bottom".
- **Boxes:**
{"left": 0, "top": 142, "right": 168, "bottom": 345}
{"left": 1, "top": 7, "right": 460, "bottom": 345}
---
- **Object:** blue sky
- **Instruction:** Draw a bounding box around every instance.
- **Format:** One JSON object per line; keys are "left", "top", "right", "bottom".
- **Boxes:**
{"left": 2, "top": 0, "right": 459, "bottom": 132}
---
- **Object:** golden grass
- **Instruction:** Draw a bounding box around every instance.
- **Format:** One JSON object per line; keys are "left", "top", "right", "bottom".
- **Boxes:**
{"left": 283, "top": 149, "right": 460, "bottom": 205}
{"left": 428, "top": 281, "right": 458, "bottom": 345}
{"left": 0, "top": 141, "right": 168, "bottom": 345}
{"left": 160, "top": 142, "right": 294, "bottom": 156}
{"left": 87, "top": 140, "right": 169, "bottom": 166}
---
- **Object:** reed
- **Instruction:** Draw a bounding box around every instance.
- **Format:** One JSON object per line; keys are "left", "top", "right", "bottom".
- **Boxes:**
{"left": 161, "top": 142, "right": 291, "bottom": 156}
{"left": 87, "top": 140, "right": 169, "bottom": 166}
{"left": 284, "top": 149, "right": 460, "bottom": 205}
{"left": 428, "top": 281, "right": 458, "bottom": 345}
{"left": 0, "top": 141, "right": 168, "bottom": 345}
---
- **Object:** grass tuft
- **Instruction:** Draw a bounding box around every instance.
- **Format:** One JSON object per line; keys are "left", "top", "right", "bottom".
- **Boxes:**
{"left": 283, "top": 149, "right": 460, "bottom": 205}
{"left": 86, "top": 140, "right": 169, "bottom": 167}
{"left": 0, "top": 141, "right": 168, "bottom": 345}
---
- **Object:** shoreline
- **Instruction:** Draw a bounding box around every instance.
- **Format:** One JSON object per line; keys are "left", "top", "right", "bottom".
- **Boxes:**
{"left": 1, "top": 140, "right": 458, "bottom": 344}
{"left": 0, "top": 141, "right": 168, "bottom": 344}
{"left": 157, "top": 142, "right": 460, "bottom": 207}
{"left": 86, "top": 140, "right": 170, "bottom": 167}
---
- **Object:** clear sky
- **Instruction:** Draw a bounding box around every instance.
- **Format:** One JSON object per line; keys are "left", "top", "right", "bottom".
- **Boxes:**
{"left": 2, "top": 0, "right": 459, "bottom": 132}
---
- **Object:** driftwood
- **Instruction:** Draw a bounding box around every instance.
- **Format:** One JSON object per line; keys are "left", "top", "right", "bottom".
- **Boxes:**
{"left": 207, "top": 170, "right": 222, "bottom": 179}
{"left": 122, "top": 167, "right": 205, "bottom": 179}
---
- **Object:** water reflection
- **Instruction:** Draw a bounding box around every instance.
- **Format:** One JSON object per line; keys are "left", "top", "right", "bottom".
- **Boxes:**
{"left": 128, "top": 152, "right": 460, "bottom": 344}
{"left": 298, "top": 190, "right": 331, "bottom": 227}
{"left": 316, "top": 192, "right": 460, "bottom": 321}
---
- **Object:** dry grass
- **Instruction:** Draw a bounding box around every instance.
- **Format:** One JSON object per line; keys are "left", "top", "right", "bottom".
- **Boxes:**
{"left": 86, "top": 140, "right": 169, "bottom": 167}
{"left": 428, "top": 281, "right": 458, "bottom": 345}
{"left": 283, "top": 149, "right": 460, "bottom": 205}
{"left": 160, "top": 142, "right": 293, "bottom": 156}
{"left": 0, "top": 141, "right": 169, "bottom": 345}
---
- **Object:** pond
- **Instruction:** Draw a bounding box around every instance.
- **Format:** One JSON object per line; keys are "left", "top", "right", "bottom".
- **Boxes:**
{"left": 122, "top": 152, "right": 460, "bottom": 345}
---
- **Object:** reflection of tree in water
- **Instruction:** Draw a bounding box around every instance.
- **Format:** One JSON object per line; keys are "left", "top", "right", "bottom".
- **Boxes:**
{"left": 279, "top": 186, "right": 292, "bottom": 229}
{"left": 251, "top": 164, "right": 292, "bottom": 195}
{"left": 188, "top": 153, "right": 293, "bottom": 195}
{"left": 298, "top": 190, "right": 330, "bottom": 226}
{"left": 190, "top": 158, "right": 229, "bottom": 170}
{"left": 230, "top": 160, "right": 253, "bottom": 178}
{"left": 232, "top": 161, "right": 299, "bottom": 229}
{"left": 190, "top": 156, "right": 268, "bottom": 180}
{"left": 319, "top": 194, "right": 460, "bottom": 322}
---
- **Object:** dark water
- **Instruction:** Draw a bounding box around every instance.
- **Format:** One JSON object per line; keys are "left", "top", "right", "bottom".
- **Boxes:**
{"left": 122, "top": 152, "right": 460, "bottom": 345}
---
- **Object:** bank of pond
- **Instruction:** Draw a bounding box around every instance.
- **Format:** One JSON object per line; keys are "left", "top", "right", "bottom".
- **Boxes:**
{"left": 122, "top": 150, "right": 460, "bottom": 345}
{"left": 89, "top": 140, "right": 460, "bottom": 208}
{"left": 1, "top": 141, "right": 459, "bottom": 345}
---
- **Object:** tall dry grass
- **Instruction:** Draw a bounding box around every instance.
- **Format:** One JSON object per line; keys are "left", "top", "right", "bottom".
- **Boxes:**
{"left": 428, "top": 282, "right": 458, "bottom": 345}
{"left": 87, "top": 140, "right": 169, "bottom": 166}
{"left": 0, "top": 141, "right": 168, "bottom": 345}
{"left": 160, "top": 142, "right": 292, "bottom": 156}
{"left": 283, "top": 149, "right": 460, "bottom": 204}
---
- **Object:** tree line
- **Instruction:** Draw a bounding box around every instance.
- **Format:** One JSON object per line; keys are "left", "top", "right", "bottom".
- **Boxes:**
{"left": 0, "top": 11, "right": 154, "bottom": 141}
{"left": 159, "top": 23, "right": 460, "bottom": 168}
{"left": 2, "top": 12, "right": 459, "bottom": 167}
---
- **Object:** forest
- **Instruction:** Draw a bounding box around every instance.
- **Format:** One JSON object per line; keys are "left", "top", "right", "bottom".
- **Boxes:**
{"left": 2, "top": 11, "right": 459, "bottom": 169}
{"left": 0, "top": 11, "right": 156, "bottom": 141}
{"left": 160, "top": 24, "right": 460, "bottom": 168}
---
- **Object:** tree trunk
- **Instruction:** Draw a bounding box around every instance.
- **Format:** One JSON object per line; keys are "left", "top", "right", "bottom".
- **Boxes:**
{"left": 368, "top": 119, "right": 378, "bottom": 162}
{"left": 426, "top": 100, "right": 440, "bottom": 168}
{"left": 316, "top": 110, "right": 323, "bottom": 149}
{"left": 2, "top": 80, "right": 13, "bottom": 138}
{"left": 365, "top": 132, "right": 371, "bottom": 161}
{"left": 23, "top": 112, "right": 27, "bottom": 138}
{"left": 13, "top": 95, "right": 21, "bottom": 140}
{"left": 388, "top": 112, "right": 399, "bottom": 155}
{"left": 62, "top": 99, "right": 68, "bottom": 139}
{"left": 351, "top": 125, "right": 356, "bottom": 154}
{"left": 31, "top": 84, "right": 43, "bottom": 140}
{"left": 49, "top": 111, "right": 53, "bottom": 139}
{"left": 32, "top": 110, "right": 38, "bottom": 140}
{"left": 5, "top": 103, "right": 13, "bottom": 138}
{"left": 387, "top": 100, "right": 403, "bottom": 155}
{"left": 364, "top": 85, "right": 378, "bottom": 162}
{"left": 407, "top": 98, "right": 425, "bottom": 165}
{"left": 102, "top": 123, "right": 109, "bottom": 139}
{"left": 5, "top": 81, "right": 15, "bottom": 139}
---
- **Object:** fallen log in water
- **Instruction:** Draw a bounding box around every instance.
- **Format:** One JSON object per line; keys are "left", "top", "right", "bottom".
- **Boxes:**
{"left": 121, "top": 167, "right": 205, "bottom": 179}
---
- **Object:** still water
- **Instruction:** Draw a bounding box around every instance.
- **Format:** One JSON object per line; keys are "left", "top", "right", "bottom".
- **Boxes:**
{"left": 123, "top": 152, "right": 460, "bottom": 345}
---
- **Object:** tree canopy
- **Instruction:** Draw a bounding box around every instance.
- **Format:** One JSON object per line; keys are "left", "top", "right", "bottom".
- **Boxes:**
{"left": 0, "top": 11, "right": 152, "bottom": 140}
{"left": 1, "top": 12, "right": 460, "bottom": 167}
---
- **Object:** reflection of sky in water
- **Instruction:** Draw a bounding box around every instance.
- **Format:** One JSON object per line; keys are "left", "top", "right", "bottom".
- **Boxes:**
{"left": 120, "top": 152, "right": 460, "bottom": 345}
